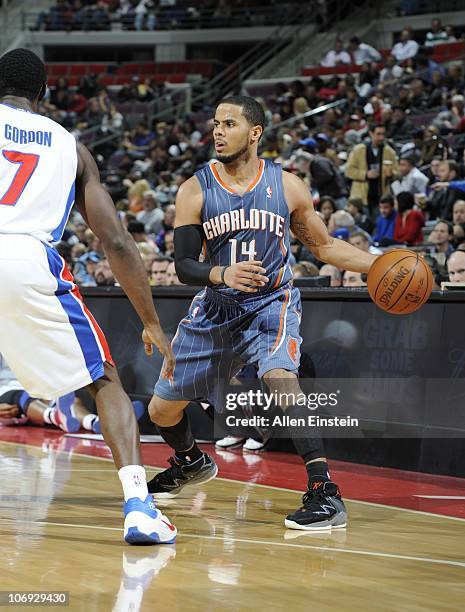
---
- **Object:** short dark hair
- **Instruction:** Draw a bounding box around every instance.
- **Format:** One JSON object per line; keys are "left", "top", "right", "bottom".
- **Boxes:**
{"left": 435, "top": 218, "right": 453, "bottom": 235}
{"left": 0, "top": 48, "right": 47, "bottom": 102}
{"left": 369, "top": 123, "right": 385, "bottom": 132}
{"left": 127, "top": 221, "right": 146, "bottom": 234}
{"left": 217, "top": 95, "right": 266, "bottom": 133}
{"left": 380, "top": 194, "right": 394, "bottom": 206}
{"left": 396, "top": 191, "right": 415, "bottom": 212}
{"left": 153, "top": 254, "right": 173, "bottom": 264}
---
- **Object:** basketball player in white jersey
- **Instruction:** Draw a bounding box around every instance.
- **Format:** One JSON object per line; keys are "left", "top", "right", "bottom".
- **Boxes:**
{"left": 0, "top": 48, "right": 176, "bottom": 545}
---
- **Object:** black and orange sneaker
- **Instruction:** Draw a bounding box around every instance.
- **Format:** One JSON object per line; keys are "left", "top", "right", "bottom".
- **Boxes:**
{"left": 284, "top": 481, "right": 347, "bottom": 531}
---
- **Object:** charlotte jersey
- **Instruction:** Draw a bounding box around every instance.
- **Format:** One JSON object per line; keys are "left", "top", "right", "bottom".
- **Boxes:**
{"left": 0, "top": 103, "right": 77, "bottom": 243}
{"left": 195, "top": 158, "right": 292, "bottom": 297}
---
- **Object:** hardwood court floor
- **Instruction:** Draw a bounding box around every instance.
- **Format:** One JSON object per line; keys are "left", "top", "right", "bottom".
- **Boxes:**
{"left": 0, "top": 430, "right": 464, "bottom": 612}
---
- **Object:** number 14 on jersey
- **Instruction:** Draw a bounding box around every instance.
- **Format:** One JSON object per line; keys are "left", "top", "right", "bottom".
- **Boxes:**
{"left": 228, "top": 239, "right": 257, "bottom": 264}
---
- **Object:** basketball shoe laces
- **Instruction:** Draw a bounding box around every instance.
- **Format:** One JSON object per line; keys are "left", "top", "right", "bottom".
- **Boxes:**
{"left": 156, "top": 457, "right": 191, "bottom": 486}
{"left": 301, "top": 481, "right": 339, "bottom": 509}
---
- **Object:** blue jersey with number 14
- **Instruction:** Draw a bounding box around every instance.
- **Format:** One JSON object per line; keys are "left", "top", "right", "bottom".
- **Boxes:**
{"left": 195, "top": 158, "right": 292, "bottom": 297}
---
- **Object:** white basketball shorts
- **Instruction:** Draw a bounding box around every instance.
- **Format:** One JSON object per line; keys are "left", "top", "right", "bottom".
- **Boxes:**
{"left": 0, "top": 234, "right": 113, "bottom": 399}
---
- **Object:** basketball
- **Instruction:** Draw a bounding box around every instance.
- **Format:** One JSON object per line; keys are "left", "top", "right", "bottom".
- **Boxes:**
{"left": 367, "top": 249, "right": 433, "bottom": 315}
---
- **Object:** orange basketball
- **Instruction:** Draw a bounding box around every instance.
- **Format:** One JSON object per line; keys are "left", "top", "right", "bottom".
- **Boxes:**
{"left": 367, "top": 248, "right": 433, "bottom": 315}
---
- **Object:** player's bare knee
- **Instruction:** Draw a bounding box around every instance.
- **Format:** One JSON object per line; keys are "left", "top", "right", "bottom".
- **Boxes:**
{"left": 148, "top": 396, "right": 186, "bottom": 424}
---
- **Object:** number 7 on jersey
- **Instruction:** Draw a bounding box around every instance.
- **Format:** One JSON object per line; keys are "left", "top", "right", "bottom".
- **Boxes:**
{"left": 0, "top": 150, "right": 40, "bottom": 206}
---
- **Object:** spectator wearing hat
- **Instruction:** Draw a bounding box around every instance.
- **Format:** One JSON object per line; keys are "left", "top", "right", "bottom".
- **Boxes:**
{"left": 393, "top": 191, "right": 425, "bottom": 246}
{"left": 345, "top": 123, "right": 397, "bottom": 215}
{"left": 345, "top": 197, "right": 373, "bottom": 234}
{"left": 373, "top": 194, "right": 398, "bottom": 244}
{"left": 391, "top": 155, "right": 429, "bottom": 196}
{"left": 386, "top": 106, "right": 414, "bottom": 141}
{"left": 136, "top": 190, "right": 164, "bottom": 236}
{"left": 315, "top": 133, "right": 338, "bottom": 165}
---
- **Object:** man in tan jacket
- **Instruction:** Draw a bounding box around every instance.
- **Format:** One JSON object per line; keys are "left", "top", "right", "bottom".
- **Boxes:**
{"left": 345, "top": 124, "right": 398, "bottom": 216}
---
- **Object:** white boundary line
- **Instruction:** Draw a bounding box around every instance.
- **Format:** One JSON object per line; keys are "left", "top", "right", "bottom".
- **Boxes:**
{"left": 1, "top": 439, "right": 465, "bottom": 523}
{"left": 0, "top": 517, "right": 464, "bottom": 570}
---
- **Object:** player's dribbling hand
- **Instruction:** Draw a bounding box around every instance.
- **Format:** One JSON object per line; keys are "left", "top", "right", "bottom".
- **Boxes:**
{"left": 224, "top": 260, "right": 269, "bottom": 293}
{"left": 142, "top": 326, "right": 176, "bottom": 379}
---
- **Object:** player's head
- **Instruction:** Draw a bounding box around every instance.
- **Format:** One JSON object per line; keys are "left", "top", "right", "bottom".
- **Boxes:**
{"left": 0, "top": 48, "right": 47, "bottom": 104}
{"left": 213, "top": 96, "right": 265, "bottom": 164}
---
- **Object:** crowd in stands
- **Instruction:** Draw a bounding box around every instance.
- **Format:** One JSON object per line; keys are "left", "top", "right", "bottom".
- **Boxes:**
{"left": 47, "top": 17, "right": 465, "bottom": 289}
{"left": 32, "top": 0, "right": 303, "bottom": 31}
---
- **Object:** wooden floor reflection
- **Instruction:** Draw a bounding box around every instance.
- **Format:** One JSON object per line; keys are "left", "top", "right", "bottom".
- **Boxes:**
{"left": 0, "top": 439, "right": 464, "bottom": 612}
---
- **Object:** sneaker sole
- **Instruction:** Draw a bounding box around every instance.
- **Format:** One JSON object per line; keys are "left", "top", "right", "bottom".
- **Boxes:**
{"left": 152, "top": 463, "right": 219, "bottom": 499}
{"left": 284, "top": 518, "right": 332, "bottom": 531}
{"left": 215, "top": 440, "right": 244, "bottom": 449}
{"left": 124, "top": 526, "right": 176, "bottom": 545}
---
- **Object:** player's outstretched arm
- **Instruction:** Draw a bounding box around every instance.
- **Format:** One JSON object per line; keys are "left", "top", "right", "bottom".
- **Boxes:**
{"left": 174, "top": 177, "right": 269, "bottom": 292}
{"left": 75, "top": 142, "right": 174, "bottom": 377}
{"left": 284, "top": 171, "right": 377, "bottom": 273}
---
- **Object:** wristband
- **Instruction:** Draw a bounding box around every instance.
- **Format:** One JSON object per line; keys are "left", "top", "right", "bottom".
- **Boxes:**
{"left": 221, "top": 266, "right": 229, "bottom": 285}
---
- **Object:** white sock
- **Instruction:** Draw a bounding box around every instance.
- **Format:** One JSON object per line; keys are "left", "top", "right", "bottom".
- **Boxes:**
{"left": 43, "top": 407, "right": 60, "bottom": 428}
{"left": 118, "top": 465, "right": 148, "bottom": 502}
{"left": 82, "top": 414, "right": 97, "bottom": 431}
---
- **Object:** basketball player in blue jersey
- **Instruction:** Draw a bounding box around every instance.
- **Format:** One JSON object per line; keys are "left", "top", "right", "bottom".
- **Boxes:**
{"left": 0, "top": 49, "right": 176, "bottom": 544}
{"left": 147, "top": 96, "right": 376, "bottom": 530}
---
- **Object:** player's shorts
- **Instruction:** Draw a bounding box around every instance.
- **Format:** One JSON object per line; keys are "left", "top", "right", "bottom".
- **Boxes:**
{"left": 155, "top": 283, "right": 302, "bottom": 402}
{"left": 0, "top": 235, "right": 113, "bottom": 399}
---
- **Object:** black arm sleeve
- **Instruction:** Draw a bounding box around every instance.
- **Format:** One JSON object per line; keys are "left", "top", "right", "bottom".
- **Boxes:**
{"left": 174, "top": 224, "right": 215, "bottom": 286}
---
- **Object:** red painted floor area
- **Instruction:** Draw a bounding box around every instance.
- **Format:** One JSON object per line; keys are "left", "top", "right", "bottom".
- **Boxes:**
{"left": 1, "top": 426, "right": 465, "bottom": 519}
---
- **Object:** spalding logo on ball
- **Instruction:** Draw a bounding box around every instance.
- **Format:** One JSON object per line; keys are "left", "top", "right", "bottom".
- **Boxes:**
{"left": 367, "top": 248, "right": 433, "bottom": 315}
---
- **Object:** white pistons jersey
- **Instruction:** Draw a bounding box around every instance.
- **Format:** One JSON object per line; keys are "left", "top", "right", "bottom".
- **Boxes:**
{"left": 0, "top": 102, "right": 77, "bottom": 243}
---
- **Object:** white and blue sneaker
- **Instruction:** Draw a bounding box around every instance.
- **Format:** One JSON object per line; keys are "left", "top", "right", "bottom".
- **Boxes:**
{"left": 123, "top": 495, "right": 177, "bottom": 545}
{"left": 56, "top": 393, "right": 81, "bottom": 433}
{"left": 92, "top": 401, "right": 145, "bottom": 434}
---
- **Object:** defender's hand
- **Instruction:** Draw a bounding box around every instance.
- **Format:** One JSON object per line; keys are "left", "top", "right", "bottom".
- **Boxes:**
{"left": 223, "top": 260, "right": 269, "bottom": 293}
{"left": 142, "top": 325, "right": 175, "bottom": 379}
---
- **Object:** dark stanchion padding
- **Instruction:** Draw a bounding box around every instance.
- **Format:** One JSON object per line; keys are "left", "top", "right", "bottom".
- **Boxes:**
{"left": 81, "top": 286, "right": 465, "bottom": 476}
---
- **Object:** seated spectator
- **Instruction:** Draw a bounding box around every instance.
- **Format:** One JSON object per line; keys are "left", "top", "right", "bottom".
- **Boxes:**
{"left": 391, "top": 28, "right": 419, "bottom": 62}
{"left": 386, "top": 106, "right": 414, "bottom": 141}
{"left": 127, "top": 178, "right": 151, "bottom": 213}
{"left": 150, "top": 255, "right": 173, "bottom": 286}
{"left": 136, "top": 190, "right": 164, "bottom": 235}
{"left": 419, "top": 126, "right": 447, "bottom": 166}
{"left": 429, "top": 220, "right": 455, "bottom": 257}
{"left": 348, "top": 36, "right": 381, "bottom": 65}
{"left": 163, "top": 229, "right": 175, "bottom": 258}
{"left": 379, "top": 56, "right": 403, "bottom": 83}
{"left": 328, "top": 210, "right": 355, "bottom": 235}
{"left": 166, "top": 261, "right": 183, "bottom": 286}
{"left": 424, "top": 18, "right": 448, "bottom": 47}
{"left": 127, "top": 220, "right": 155, "bottom": 247}
{"left": 342, "top": 271, "right": 367, "bottom": 287}
{"left": 302, "top": 145, "right": 348, "bottom": 206}
{"left": 434, "top": 94, "right": 465, "bottom": 132}
{"left": 408, "top": 79, "right": 429, "bottom": 112}
{"left": 447, "top": 250, "right": 465, "bottom": 283}
{"left": 319, "top": 264, "right": 342, "bottom": 287}
{"left": 373, "top": 194, "right": 398, "bottom": 244}
{"left": 318, "top": 196, "right": 337, "bottom": 226}
{"left": 452, "top": 200, "right": 465, "bottom": 246}
{"left": 429, "top": 160, "right": 462, "bottom": 220}
{"left": 345, "top": 197, "right": 373, "bottom": 234}
{"left": 292, "top": 262, "right": 320, "bottom": 279}
{"left": 394, "top": 191, "right": 425, "bottom": 245}
{"left": 348, "top": 229, "right": 383, "bottom": 255}
{"left": 94, "top": 258, "right": 115, "bottom": 286}
{"left": 123, "top": 121, "right": 156, "bottom": 159}
{"left": 321, "top": 39, "right": 351, "bottom": 68}
{"left": 391, "top": 155, "right": 429, "bottom": 196}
